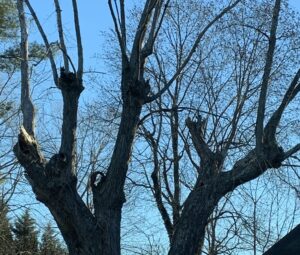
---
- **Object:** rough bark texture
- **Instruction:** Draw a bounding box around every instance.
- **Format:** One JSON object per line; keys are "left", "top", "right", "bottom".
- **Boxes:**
{"left": 13, "top": 71, "right": 103, "bottom": 255}
{"left": 15, "top": 1, "right": 300, "bottom": 255}
{"left": 92, "top": 88, "right": 142, "bottom": 255}
{"left": 14, "top": 65, "right": 146, "bottom": 255}
{"left": 168, "top": 179, "right": 223, "bottom": 255}
{"left": 168, "top": 115, "right": 286, "bottom": 255}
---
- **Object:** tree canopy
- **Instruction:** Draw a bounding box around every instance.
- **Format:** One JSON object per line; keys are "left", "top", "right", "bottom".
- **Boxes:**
{"left": 0, "top": 0, "right": 299, "bottom": 254}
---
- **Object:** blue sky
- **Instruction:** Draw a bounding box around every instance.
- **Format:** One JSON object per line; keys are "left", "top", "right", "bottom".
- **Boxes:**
{"left": 290, "top": 0, "right": 300, "bottom": 9}
{"left": 27, "top": 0, "right": 300, "bottom": 74}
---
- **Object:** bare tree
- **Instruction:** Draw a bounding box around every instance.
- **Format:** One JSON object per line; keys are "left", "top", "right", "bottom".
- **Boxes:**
{"left": 167, "top": 1, "right": 300, "bottom": 254}
{"left": 13, "top": 0, "right": 241, "bottom": 254}
{"left": 127, "top": 0, "right": 300, "bottom": 254}
{"left": 12, "top": 0, "right": 300, "bottom": 255}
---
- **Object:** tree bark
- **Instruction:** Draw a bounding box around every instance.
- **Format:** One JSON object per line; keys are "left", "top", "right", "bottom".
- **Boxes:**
{"left": 16, "top": 1, "right": 287, "bottom": 255}
{"left": 92, "top": 97, "right": 142, "bottom": 255}
{"left": 168, "top": 178, "right": 223, "bottom": 255}
{"left": 13, "top": 71, "right": 103, "bottom": 255}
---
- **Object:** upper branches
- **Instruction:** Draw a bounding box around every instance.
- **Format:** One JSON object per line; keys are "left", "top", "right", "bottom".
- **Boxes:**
{"left": 17, "top": 0, "right": 85, "bottom": 181}
{"left": 146, "top": 0, "right": 243, "bottom": 103}
{"left": 264, "top": 68, "right": 300, "bottom": 143}
{"left": 17, "top": 0, "right": 35, "bottom": 136}
{"left": 108, "top": 0, "right": 128, "bottom": 64}
{"left": 25, "top": 0, "right": 59, "bottom": 86}
{"left": 71, "top": 0, "right": 84, "bottom": 81}
{"left": 53, "top": 0, "right": 69, "bottom": 72}
{"left": 255, "top": 0, "right": 281, "bottom": 152}
{"left": 108, "top": 0, "right": 170, "bottom": 77}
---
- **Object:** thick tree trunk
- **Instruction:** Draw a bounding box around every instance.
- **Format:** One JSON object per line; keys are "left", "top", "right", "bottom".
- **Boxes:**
{"left": 168, "top": 142, "right": 285, "bottom": 255}
{"left": 168, "top": 179, "right": 222, "bottom": 255}
{"left": 92, "top": 102, "right": 142, "bottom": 255}
{"left": 14, "top": 95, "right": 142, "bottom": 255}
{"left": 44, "top": 188, "right": 102, "bottom": 254}
{"left": 14, "top": 135, "right": 102, "bottom": 255}
{"left": 14, "top": 72, "right": 103, "bottom": 255}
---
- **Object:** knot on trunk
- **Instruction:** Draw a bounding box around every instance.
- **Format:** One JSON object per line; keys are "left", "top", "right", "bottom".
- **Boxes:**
{"left": 45, "top": 153, "right": 68, "bottom": 177}
{"left": 14, "top": 126, "right": 44, "bottom": 166}
{"left": 90, "top": 171, "right": 106, "bottom": 190}
{"left": 263, "top": 143, "right": 284, "bottom": 169}
{"left": 58, "top": 67, "right": 84, "bottom": 93}
{"left": 128, "top": 78, "right": 151, "bottom": 104}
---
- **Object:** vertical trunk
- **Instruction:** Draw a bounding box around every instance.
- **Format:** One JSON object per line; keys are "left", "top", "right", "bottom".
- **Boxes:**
{"left": 92, "top": 85, "right": 142, "bottom": 254}
{"left": 169, "top": 180, "right": 222, "bottom": 255}
{"left": 46, "top": 189, "right": 102, "bottom": 255}
{"left": 92, "top": 202, "right": 122, "bottom": 255}
{"left": 17, "top": 0, "right": 35, "bottom": 135}
{"left": 171, "top": 106, "right": 181, "bottom": 225}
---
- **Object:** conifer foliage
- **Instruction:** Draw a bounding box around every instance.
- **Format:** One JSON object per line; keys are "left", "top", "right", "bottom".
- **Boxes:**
{"left": 0, "top": 207, "right": 68, "bottom": 255}
{"left": 40, "top": 222, "right": 68, "bottom": 255}
{"left": 0, "top": 201, "right": 14, "bottom": 255}
{"left": 12, "top": 209, "right": 39, "bottom": 255}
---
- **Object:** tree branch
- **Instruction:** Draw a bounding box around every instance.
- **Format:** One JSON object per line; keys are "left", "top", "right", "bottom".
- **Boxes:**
{"left": 141, "top": 0, "right": 170, "bottom": 59}
{"left": 146, "top": 0, "right": 242, "bottom": 102}
{"left": 17, "top": 0, "right": 35, "bottom": 136}
{"left": 145, "top": 130, "right": 174, "bottom": 240}
{"left": 130, "top": 0, "right": 158, "bottom": 77}
{"left": 264, "top": 69, "right": 300, "bottom": 143}
{"left": 72, "top": 0, "right": 83, "bottom": 80}
{"left": 25, "top": 0, "right": 58, "bottom": 86}
{"left": 54, "top": 0, "right": 69, "bottom": 72}
{"left": 186, "top": 116, "right": 213, "bottom": 161}
{"left": 284, "top": 143, "right": 300, "bottom": 160}
{"left": 255, "top": 0, "right": 281, "bottom": 151}
{"left": 58, "top": 68, "right": 84, "bottom": 181}
{"left": 108, "top": 0, "right": 128, "bottom": 63}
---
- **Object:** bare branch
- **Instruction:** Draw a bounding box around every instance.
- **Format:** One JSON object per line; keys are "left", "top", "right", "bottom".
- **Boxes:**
{"left": 141, "top": 0, "right": 170, "bottom": 59}
{"left": 120, "top": 0, "right": 126, "bottom": 50}
{"left": 108, "top": 0, "right": 128, "bottom": 63}
{"left": 58, "top": 69, "right": 84, "bottom": 179}
{"left": 130, "top": 0, "right": 159, "bottom": 76}
{"left": 72, "top": 0, "right": 84, "bottom": 80}
{"left": 264, "top": 68, "right": 300, "bottom": 142}
{"left": 25, "top": 0, "right": 58, "bottom": 86}
{"left": 17, "top": 0, "right": 35, "bottom": 136}
{"left": 186, "top": 117, "right": 214, "bottom": 161}
{"left": 284, "top": 143, "right": 300, "bottom": 160}
{"left": 146, "top": 0, "right": 242, "bottom": 102}
{"left": 255, "top": 0, "right": 281, "bottom": 151}
{"left": 53, "top": 0, "right": 69, "bottom": 72}
{"left": 222, "top": 144, "right": 284, "bottom": 195}
{"left": 144, "top": 129, "right": 174, "bottom": 240}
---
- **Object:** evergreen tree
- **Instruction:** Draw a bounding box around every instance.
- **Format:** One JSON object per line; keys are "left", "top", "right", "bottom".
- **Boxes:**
{"left": 12, "top": 209, "right": 39, "bottom": 255}
{"left": 40, "top": 222, "right": 68, "bottom": 255}
{"left": 0, "top": 0, "right": 55, "bottom": 71}
{"left": 0, "top": 0, "right": 18, "bottom": 39}
{"left": 0, "top": 199, "right": 14, "bottom": 255}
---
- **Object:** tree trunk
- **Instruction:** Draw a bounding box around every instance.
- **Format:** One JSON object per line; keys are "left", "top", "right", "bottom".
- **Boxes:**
{"left": 44, "top": 188, "right": 102, "bottom": 255}
{"left": 92, "top": 100, "right": 142, "bottom": 255}
{"left": 168, "top": 179, "right": 222, "bottom": 255}
{"left": 14, "top": 85, "right": 142, "bottom": 255}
